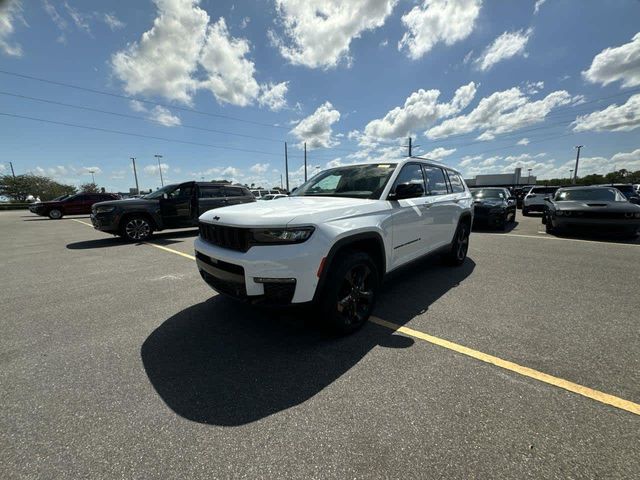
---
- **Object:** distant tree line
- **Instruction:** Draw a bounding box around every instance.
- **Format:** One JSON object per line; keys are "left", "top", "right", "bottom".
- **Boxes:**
{"left": 0, "top": 174, "right": 105, "bottom": 202}
{"left": 537, "top": 169, "right": 640, "bottom": 186}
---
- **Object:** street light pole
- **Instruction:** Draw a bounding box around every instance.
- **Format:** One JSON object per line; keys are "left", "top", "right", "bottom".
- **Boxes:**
{"left": 154, "top": 154, "right": 164, "bottom": 187}
{"left": 304, "top": 142, "right": 307, "bottom": 182}
{"left": 527, "top": 168, "right": 532, "bottom": 184}
{"left": 131, "top": 157, "right": 139, "bottom": 195}
{"left": 573, "top": 145, "right": 583, "bottom": 185}
{"left": 9, "top": 161, "right": 16, "bottom": 178}
{"left": 88, "top": 169, "right": 96, "bottom": 184}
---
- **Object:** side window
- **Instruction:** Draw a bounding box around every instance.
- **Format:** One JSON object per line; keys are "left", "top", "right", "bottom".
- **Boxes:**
{"left": 423, "top": 167, "right": 449, "bottom": 196}
{"left": 447, "top": 171, "right": 465, "bottom": 193}
{"left": 224, "top": 187, "right": 244, "bottom": 197}
{"left": 392, "top": 164, "right": 425, "bottom": 193}
{"left": 74, "top": 195, "right": 88, "bottom": 202}
{"left": 198, "top": 186, "right": 223, "bottom": 198}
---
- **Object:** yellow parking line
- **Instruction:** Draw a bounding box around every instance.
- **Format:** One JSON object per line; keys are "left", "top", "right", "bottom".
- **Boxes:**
{"left": 369, "top": 317, "right": 640, "bottom": 416}
{"left": 71, "top": 217, "right": 640, "bottom": 416}
{"left": 71, "top": 218, "right": 195, "bottom": 260}
{"left": 478, "top": 232, "right": 639, "bottom": 246}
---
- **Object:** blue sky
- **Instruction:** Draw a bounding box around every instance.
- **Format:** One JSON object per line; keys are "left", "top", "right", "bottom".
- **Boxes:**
{"left": 1, "top": 0, "right": 639, "bottom": 192}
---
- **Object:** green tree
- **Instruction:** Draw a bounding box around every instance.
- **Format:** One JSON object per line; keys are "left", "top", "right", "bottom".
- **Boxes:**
{"left": 0, "top": 174, "right": 77, "bottom": 202}
{"left": 80, "top": 182, "right": 100, "bottom": 193}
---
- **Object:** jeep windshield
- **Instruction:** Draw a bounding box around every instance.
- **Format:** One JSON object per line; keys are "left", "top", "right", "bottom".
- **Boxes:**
{"left": 292, "top": 164, "right": 397, "bottom": 199}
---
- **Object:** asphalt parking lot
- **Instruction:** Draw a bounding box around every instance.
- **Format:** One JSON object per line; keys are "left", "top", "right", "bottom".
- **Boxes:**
{"left": 1, "top": 210, "right": 639, "bottom": 479}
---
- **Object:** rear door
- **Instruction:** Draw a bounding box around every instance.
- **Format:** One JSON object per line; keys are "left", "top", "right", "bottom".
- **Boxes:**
{"left": 224, "top": 186, "right": 251, "bottom": 206}
{"left": 160, "top": 183, "right": 195, "bottom": 228}
{"left": 422, "top": 166, "right": 454, "bottom": 248}
{"left": 444, "top": 170, "right": 468, "bottom": 241}
{"left": 197, "top": 185, "right": 226, "bottom": 215}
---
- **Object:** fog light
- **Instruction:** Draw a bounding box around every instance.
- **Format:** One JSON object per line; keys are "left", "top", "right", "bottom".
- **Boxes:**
{"left": 254, "top": 277, "right": 296, "bottom": 284}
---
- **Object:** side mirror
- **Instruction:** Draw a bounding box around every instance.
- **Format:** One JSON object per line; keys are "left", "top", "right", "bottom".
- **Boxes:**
{"left": 391, "top": 182, "right": 424, "bottom": 200}
{"left": 162, "top": 193, "right": 169, "bottom": 200}
{"left": 630, "top": 197, "right": 639, "bottom": 204}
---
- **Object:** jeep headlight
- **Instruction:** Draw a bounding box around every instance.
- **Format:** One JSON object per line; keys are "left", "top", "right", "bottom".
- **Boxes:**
{"left": 250, "top": 227, "right": 315, "bottom": 244}
{"left": 94, "top": 205, "right": 116, "bottom": 214}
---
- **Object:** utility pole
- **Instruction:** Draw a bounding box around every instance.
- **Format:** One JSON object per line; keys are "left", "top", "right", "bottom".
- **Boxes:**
{"left": 131, "top": 157, "right": 139, "bottom": 195}
{"left": 569, "top": 169, "right": 573, "bottom": 183}
{"left": 284, "top": 142, "right": 289, "bottom": 192}
{"left": 9, "top": 161, "right": 16, "bottom": 178}
{"left": 573, "top": 145, "right": 583, "bottom": 184}
{"left": 154, "top": 154, "right": 164, "bottom": 186}
{"left": 404, "top": 137, "right": 420, "bottom": 157}
{"left": 304, "top": 142, "right": 307, "bottom": 182}
{"left": 280, "top": 174, "right": 283, "bottom": 189}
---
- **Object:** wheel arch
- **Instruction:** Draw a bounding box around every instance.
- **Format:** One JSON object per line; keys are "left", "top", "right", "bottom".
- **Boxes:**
{"left": 313, "top": 231, "right": 386, "bottom": 303}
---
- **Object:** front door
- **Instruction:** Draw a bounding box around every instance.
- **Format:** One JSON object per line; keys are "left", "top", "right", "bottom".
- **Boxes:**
{"left": 160, "top": 183, "right": 195, "bottom": 228}
{"left": 389, "top": 163, "right": 430, "bottom": 269}
{"left": 64, "top": 194, "right": 89, "bottom": 215}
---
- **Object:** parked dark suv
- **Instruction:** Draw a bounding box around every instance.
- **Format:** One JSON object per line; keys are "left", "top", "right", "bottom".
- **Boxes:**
{"left": 91, "top": 181, "right": 255, "bottom": 241}
{"left": 30, "top": 193, "right": 120, "bottom": 219}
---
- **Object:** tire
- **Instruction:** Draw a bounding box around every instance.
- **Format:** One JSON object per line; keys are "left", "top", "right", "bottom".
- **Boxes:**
{"left": 121, "top": 216, "right": 153, "bottom": 241}
{"left": 545, "top": 217, "right": 555, "bottom": 234}
{"left": 320, "top": 251, "right": 379, "bottom": 335}
{"left": 48, "top": 209, "right": 63, "bottom": 220}
{"left": 445, "top": 220, "right": 470, "bottom": 266}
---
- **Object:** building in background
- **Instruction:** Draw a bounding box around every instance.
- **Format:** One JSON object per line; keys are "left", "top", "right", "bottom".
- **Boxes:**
{"left": 464, "top": 168, "right": 537, "bottom": 187}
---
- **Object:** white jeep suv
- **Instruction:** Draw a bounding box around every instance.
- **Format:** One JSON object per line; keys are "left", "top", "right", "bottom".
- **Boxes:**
{"left": 195, "top": 158, "right": 473, "bottom": 333}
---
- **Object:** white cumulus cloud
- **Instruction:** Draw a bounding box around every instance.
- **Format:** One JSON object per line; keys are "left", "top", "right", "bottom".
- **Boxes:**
{"left": 258, "top": 82, "right": 289, "bottom": 111}
{"left": 111, "top": 1, "right": 286, "bottom": 109}
{"left": 270, "top": 0, "right": 397, "bottom": 69}
{"left": 582, "top": 32, "right": 640, "bottom": 88}
{"left": 143, "top": 163, "right": 169, "bottom": 176}
{"left": 249, "top": 163, "right": 270, "bottom": 174}
{"left": 364, "top": 82, "right": 477, "bottom": 140}
{"left": 290, "top": 102, "right": 341, "bottom": 148}
{"left": 475, "top": 28, "right": 532, "bottom": 71}
{"left": 399, "top": 0, "right": 481, "bottom": 60}
{"left": 572, "top": 94, "right": 640, "bottom": 133}
{"left": 421, "top": 147, "right": 456, "bottom": 161}
{"left": 0, "top": 0, "right": 25, "bottom": 57}
{"left": 149, "top": 106, "right": 181, "bottom": 127}
{"left": 426, "top": 87, "right": 574, "bottom": 140}
{"left": 534, "top": 0, "right": 547, "bottom": 14}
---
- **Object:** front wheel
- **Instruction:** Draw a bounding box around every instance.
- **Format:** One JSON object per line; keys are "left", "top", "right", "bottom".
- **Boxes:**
{"left": 545, "top": 217, "right": 555, "bottom": 234}
{"left": 48, "top": 209, "right": 63, "bottom": 220}
{"left": 121, "top": 216, "right": 153, "bottom": 241}
{"left": 321, "top": 251, "right": 379, "bottom": 335}
{"left": 446, "top": 221, "right": 470, "bottom": 266}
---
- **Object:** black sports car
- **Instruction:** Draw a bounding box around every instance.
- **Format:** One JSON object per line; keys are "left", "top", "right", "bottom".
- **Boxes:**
{"left": 470, "top": 188, "right": 517, "bottom": 230}
{"left": 543, "top": 186, "right": 640, "bottom": 237}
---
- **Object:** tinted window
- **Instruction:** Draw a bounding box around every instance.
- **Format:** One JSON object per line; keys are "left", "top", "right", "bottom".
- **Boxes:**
{"left": 555, "top": 188, "right": 626, "bottom": 202}
{"left": 293, "top": 164, "right": 397, "bottom": 199}
{"left": 447, "top": 171, "right": 465, "bottom": 193}
{"left": 393, "top": 164, "right": 425, "bottom": 193}
{"left": 199, "top": 186, "right": 223, "bottom": 198}
{"left": 224, "top": 187, "right": 244, "bottom": 197}
{"left": 423, "top": 166, "right": 449, "bottom": 195}
{"left": 168, "top": 185, "right": 193, "bottom": 198}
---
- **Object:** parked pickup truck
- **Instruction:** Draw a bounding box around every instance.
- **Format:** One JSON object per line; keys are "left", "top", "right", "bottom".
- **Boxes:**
{"left": 91, "top": 181, "right": 255, "bottom": 241}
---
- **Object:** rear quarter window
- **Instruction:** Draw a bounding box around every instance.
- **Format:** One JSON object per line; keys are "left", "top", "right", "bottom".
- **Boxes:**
{"left": 446, "top": 171, "right": 465, "bottom": 193}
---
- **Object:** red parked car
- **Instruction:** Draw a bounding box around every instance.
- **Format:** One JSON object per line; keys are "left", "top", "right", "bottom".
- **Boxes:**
{"left": 30, "top": 193, "right": 121, "bottom": 219}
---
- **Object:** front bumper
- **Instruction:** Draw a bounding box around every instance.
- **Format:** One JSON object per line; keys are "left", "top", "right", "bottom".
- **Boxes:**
{"left": 523, "top": 203, "right": 545, "bottom": 212}
{"left": 473, "top": 208, "right": 506, "bottom": 226}
{"left": 91, "top": 211, "right": 121, "bottom": 233}
{"left": 552, "top": 217, "right": 640, "bottom": 232}
{"left": 194, "top": 234, "right": 327, "bottom": 304}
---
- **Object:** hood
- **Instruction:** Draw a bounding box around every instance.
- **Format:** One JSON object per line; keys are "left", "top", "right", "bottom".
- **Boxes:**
{"left": 199, "top": 196, "right": 385, "bottom": 227}
{"left": 94, "top": 198, "right": 158, "bottom": 208}
{"left": 555, "top": 200, "right": 640, "bottom": 212}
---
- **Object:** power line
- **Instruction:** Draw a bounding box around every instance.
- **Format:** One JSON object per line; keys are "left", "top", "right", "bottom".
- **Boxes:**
{"left": 0, "top": 69, "right": 286, "bottom": 130}
{"left": 0, "top": 91, "right": 287, "bottom": 144}
{"left": 0, "top": 112, "right": 282, "bottom": 157}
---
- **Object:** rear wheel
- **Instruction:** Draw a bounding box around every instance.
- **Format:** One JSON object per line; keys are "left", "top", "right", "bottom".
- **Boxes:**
{"left": 121, "top": 216, "right": 153, "bottom": 241}
{"left": 445, "top": 221, "right": 470, "bottom": 266}
{"left": 321, "top": 251, "right": 379, "bottom": 335}
{"left": 48, "top": 209, "right": 63, "bottom": 220}
{"left": 545, "top": 217, "right": 555, "bottom": 234}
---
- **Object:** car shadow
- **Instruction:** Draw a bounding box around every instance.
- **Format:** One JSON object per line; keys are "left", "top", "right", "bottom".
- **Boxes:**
{"left": 548, "top": 229, "right": 640, "bottom": 245}
{"left": 472, "top": 220, "right": 519, "bottom": 233}
{"left": 66, "top": 229, "right": 198, "bottom": 250}
{"left": 22, "top": 216, "right": 90, "bottom": 222}
{"left": 140, "top": 255, "right": 475, "bottom": 426}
